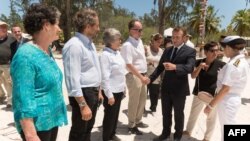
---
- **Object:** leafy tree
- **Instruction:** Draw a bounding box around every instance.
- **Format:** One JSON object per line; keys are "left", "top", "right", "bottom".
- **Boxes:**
{"left": 155, "top": 0, "right": 195, "bottom": 35}
{"left": 230, "top": 9, "right": 250, "bottom": 36}
{"left": 186, "top": 4, "right": 221, "bottom": 43}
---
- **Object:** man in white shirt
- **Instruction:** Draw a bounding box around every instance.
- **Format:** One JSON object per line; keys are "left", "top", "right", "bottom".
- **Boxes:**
{"left": 120, "top": 19, "right": 150, "bottom": 135}
{"left": 63, "top": 9, "right": 102, "bottom": 141}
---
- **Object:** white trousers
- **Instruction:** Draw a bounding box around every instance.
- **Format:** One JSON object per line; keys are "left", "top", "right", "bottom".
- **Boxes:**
{"left": 218, "top": 94, "right": 241, "bottom": 141}
{"left": 186, "top": 95, "right": 217, "bottom": 140}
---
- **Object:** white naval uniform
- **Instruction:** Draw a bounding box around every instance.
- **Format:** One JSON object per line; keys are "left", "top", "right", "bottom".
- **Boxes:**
{"left": 216, "top": 54, "right": 250, "bottom": 141}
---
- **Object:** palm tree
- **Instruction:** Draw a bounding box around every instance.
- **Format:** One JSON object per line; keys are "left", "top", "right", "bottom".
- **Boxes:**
{"left": 205, "top": 6, "right": 221, "bottom": 35}
{"left": 187, "top": 5, "right": 221, "bottom": 38}
{"left": 230, "top": 9, "right": 250, "bottom": 36}
{"left": 186, "top": 4, "right": 201, "bottom": 37}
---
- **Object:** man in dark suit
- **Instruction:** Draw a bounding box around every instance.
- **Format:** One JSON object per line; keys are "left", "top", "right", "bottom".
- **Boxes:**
{"left": 150, "top": 27, "right": 196, "bottom": 141}
{"left": 10, "top": 24, "right": 30, "bottom": 61}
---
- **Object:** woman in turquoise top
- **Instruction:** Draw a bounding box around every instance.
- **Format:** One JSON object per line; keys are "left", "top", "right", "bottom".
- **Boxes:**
{"left": 10, "top": 4, "right": 67, "bottom": 141}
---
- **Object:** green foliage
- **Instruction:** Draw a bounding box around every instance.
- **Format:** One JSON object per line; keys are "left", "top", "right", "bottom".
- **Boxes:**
{"left": 3, "top": 0, "right": 250, "bottom": 45}
{"left": 230, "top": 9, "right": 250, "bottom": 36}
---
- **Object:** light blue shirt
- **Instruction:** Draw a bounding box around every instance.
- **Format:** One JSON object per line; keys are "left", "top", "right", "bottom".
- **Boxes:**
{"left": 63, "top": 32, "right": 101, "bottom": 97}
{"left": 100, "top": 47, "right": 126, "bottom": 98}
{"left": 11, "top": 43, "right": 68, "bottom": 133}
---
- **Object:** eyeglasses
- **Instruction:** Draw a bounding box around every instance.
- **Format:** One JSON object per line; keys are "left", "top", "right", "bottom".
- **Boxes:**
{"left": 208, "top": 49, "right": 219, "bottom": 53}
{"left": 131, "top": 28, "right": 143, "bottom": 32}
{"left": 13, "top": 31, "right": 21, "bottom": 33}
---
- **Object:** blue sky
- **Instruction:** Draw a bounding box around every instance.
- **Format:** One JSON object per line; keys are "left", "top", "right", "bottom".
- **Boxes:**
{"left": 0, "top": 0, "right": 249, "bottom": 29}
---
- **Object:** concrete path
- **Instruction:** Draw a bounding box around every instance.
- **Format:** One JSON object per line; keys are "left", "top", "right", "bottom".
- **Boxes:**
{"left": 1, "top": 58, "right": 250, "bottom": 141}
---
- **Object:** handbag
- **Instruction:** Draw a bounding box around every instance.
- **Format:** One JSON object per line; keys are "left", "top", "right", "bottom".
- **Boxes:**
{"left": 197, "top": 91, "right": 213, "bottom": 103}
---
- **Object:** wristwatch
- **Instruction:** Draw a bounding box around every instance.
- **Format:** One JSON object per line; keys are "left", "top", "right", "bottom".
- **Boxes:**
{"left": 79, "top": 101, "right": 87, "bottom": 107}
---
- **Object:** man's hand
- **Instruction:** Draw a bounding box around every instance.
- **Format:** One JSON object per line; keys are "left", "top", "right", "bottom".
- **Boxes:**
{"left": 141, "top": 76, "right": 150, "bottom": 85}
{"left": 199, "top": 62, "right": 209, "bottom": 70}
{"left": 108, "top": 97, "right": 115, "bottom": 106}
{"left": 80, "top": 106, "right": 92, "bottom": 121}
{"left": 163, "top": 62, "right": 176, "bottom": 70}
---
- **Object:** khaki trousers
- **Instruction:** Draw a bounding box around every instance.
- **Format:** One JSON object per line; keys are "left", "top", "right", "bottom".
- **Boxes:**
{"left": 186, "top": 95, "right": 217, "bottom": 140}
{"left": 126, "top": 73, "right": 147, "bottom": 128}
{"left": 0, "top": 65, "right": 12, "bottom": 105}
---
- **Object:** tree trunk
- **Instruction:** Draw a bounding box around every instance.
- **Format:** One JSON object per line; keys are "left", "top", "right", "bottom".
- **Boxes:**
{"left": 64, "top": 0, "right": 72, "bottom": 42}
{"left": 158, "top": 0, "right": 165, "bottom": 35}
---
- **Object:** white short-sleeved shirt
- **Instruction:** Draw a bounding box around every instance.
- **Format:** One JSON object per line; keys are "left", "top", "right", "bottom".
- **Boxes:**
{"left": 217, "top": 54, "right": 250, "bottom": 95}
{"left": 120, "top": 36, "right": 147, "bottom": 74}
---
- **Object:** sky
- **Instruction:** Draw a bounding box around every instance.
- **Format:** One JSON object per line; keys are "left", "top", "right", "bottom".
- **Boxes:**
{"left": 0, "top": 0, "right": 249, "bottom": 29}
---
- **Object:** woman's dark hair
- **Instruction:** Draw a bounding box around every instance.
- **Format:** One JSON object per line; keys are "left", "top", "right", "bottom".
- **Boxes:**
{"left": 163, "top": 36, "right": 172, "bottom": 47}
{"left": 73, "top": 8, "right": 98, "bottom": 32}
{"left": 23, "top": 3, "right": 61, "bottom": 35}
{"left": 227, "top": 39, "right": 246, "bottom": 50}
{"left": 204, "top": 41, "right": 218, "bottom": 51}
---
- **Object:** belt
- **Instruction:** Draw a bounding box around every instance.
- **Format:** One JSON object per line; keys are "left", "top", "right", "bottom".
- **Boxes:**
{"left": 82, "top": 87, "right": 99, "bottom": 91}
{"left": 127, "top": 72, "right": 147, "bottom": 76}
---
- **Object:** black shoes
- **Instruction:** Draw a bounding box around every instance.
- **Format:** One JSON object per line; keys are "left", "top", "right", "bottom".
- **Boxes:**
{"left": 109, "top": 135, "right": 121, "bottom": 141}
{"left": 6, "top": 104, "right": 12, "bottom": 108}
{"left": 128, "top": 127, "right": 143, "bottom": 135}
{"left": 0, "top": 96, "right": 6, "bottom": 104}
{"left": 152, "top": 134, "right": 169, "bottom": 141}
{"left": 150, "top": 107, "right": 156, "bottom": 112}
{"left": 136, "top": 122, "right": 149, "bottom": 128}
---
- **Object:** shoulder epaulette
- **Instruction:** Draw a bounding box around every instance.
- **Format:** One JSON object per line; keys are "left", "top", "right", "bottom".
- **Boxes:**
{"left": 233, "top": 59, "right": 240, "bottom": 67}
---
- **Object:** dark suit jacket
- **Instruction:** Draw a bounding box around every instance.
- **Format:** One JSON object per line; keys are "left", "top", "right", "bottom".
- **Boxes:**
{"left": 149, "top": 45, "right": 196, "bottom": 96}
{"left": 10, "top": 37, "right": 30, "bottom": 61}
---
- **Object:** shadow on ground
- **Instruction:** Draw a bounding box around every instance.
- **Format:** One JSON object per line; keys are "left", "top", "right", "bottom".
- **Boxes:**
{"left": 241, "top": 98, "right": 250, "bottom": 105}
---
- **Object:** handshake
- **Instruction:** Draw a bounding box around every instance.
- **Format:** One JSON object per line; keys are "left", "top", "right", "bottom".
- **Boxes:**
{"left": 141, "top": 75, "right": 150, "bottom": 85}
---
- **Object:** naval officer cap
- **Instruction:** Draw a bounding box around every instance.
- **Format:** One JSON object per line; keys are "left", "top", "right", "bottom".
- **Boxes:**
{"left": 220, "top": 35, "right": 246, "bottom": 50}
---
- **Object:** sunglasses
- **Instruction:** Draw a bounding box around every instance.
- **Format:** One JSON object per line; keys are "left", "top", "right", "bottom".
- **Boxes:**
{"left": 208, "top": 49, "right": 219, "bottom": 53}
{"left": 131, "top": 28, "right": 143, "bottom": 32}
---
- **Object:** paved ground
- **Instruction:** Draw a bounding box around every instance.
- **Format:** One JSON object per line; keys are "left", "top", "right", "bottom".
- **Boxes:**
{"left": 1, "top": 57, "right": 250, "bottom": 141}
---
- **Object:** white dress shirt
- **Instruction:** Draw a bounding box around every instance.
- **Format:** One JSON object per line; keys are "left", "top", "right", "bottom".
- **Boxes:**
{"left": 62, "top": 32, "right": 101, "bottom": 97}
{"left": 100, "top": 47, "right": 126, "bottom": 98}
{"left": 120, "top": 36, "right": 147, "bottom": 74}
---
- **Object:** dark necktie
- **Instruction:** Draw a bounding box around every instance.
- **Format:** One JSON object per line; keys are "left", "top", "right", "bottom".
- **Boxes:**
{"left": 171, "top": 47, "right": 178, "bottom": 61}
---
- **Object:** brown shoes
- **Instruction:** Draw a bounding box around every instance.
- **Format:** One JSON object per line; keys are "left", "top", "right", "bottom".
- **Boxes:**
{"left": 182, "top": 131, "right": 191, "bottom": 137}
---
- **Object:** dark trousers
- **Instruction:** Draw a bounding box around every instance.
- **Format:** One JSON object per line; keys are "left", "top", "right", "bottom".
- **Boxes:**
{"left": 20, "top": 127, "right": 58, "bottom": 141}
{"left": 161, "top": 91, "right": 186, "bottom": 139}
{"left": 148, "top": 83, "right": 160, "bottom": 111}
{"left": 102, "top": 91, "right": 123, "bottom": 141}
{"left": 68, "top": 88, "right": 99, "bottom": 141}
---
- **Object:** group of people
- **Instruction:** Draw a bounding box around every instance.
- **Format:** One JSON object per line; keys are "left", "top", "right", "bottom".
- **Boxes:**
{"left": 1, "top": 3, "right": 249, "bottom": 141}
{"left": 0, "top": 20, "right": 29, "bottom": 108}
